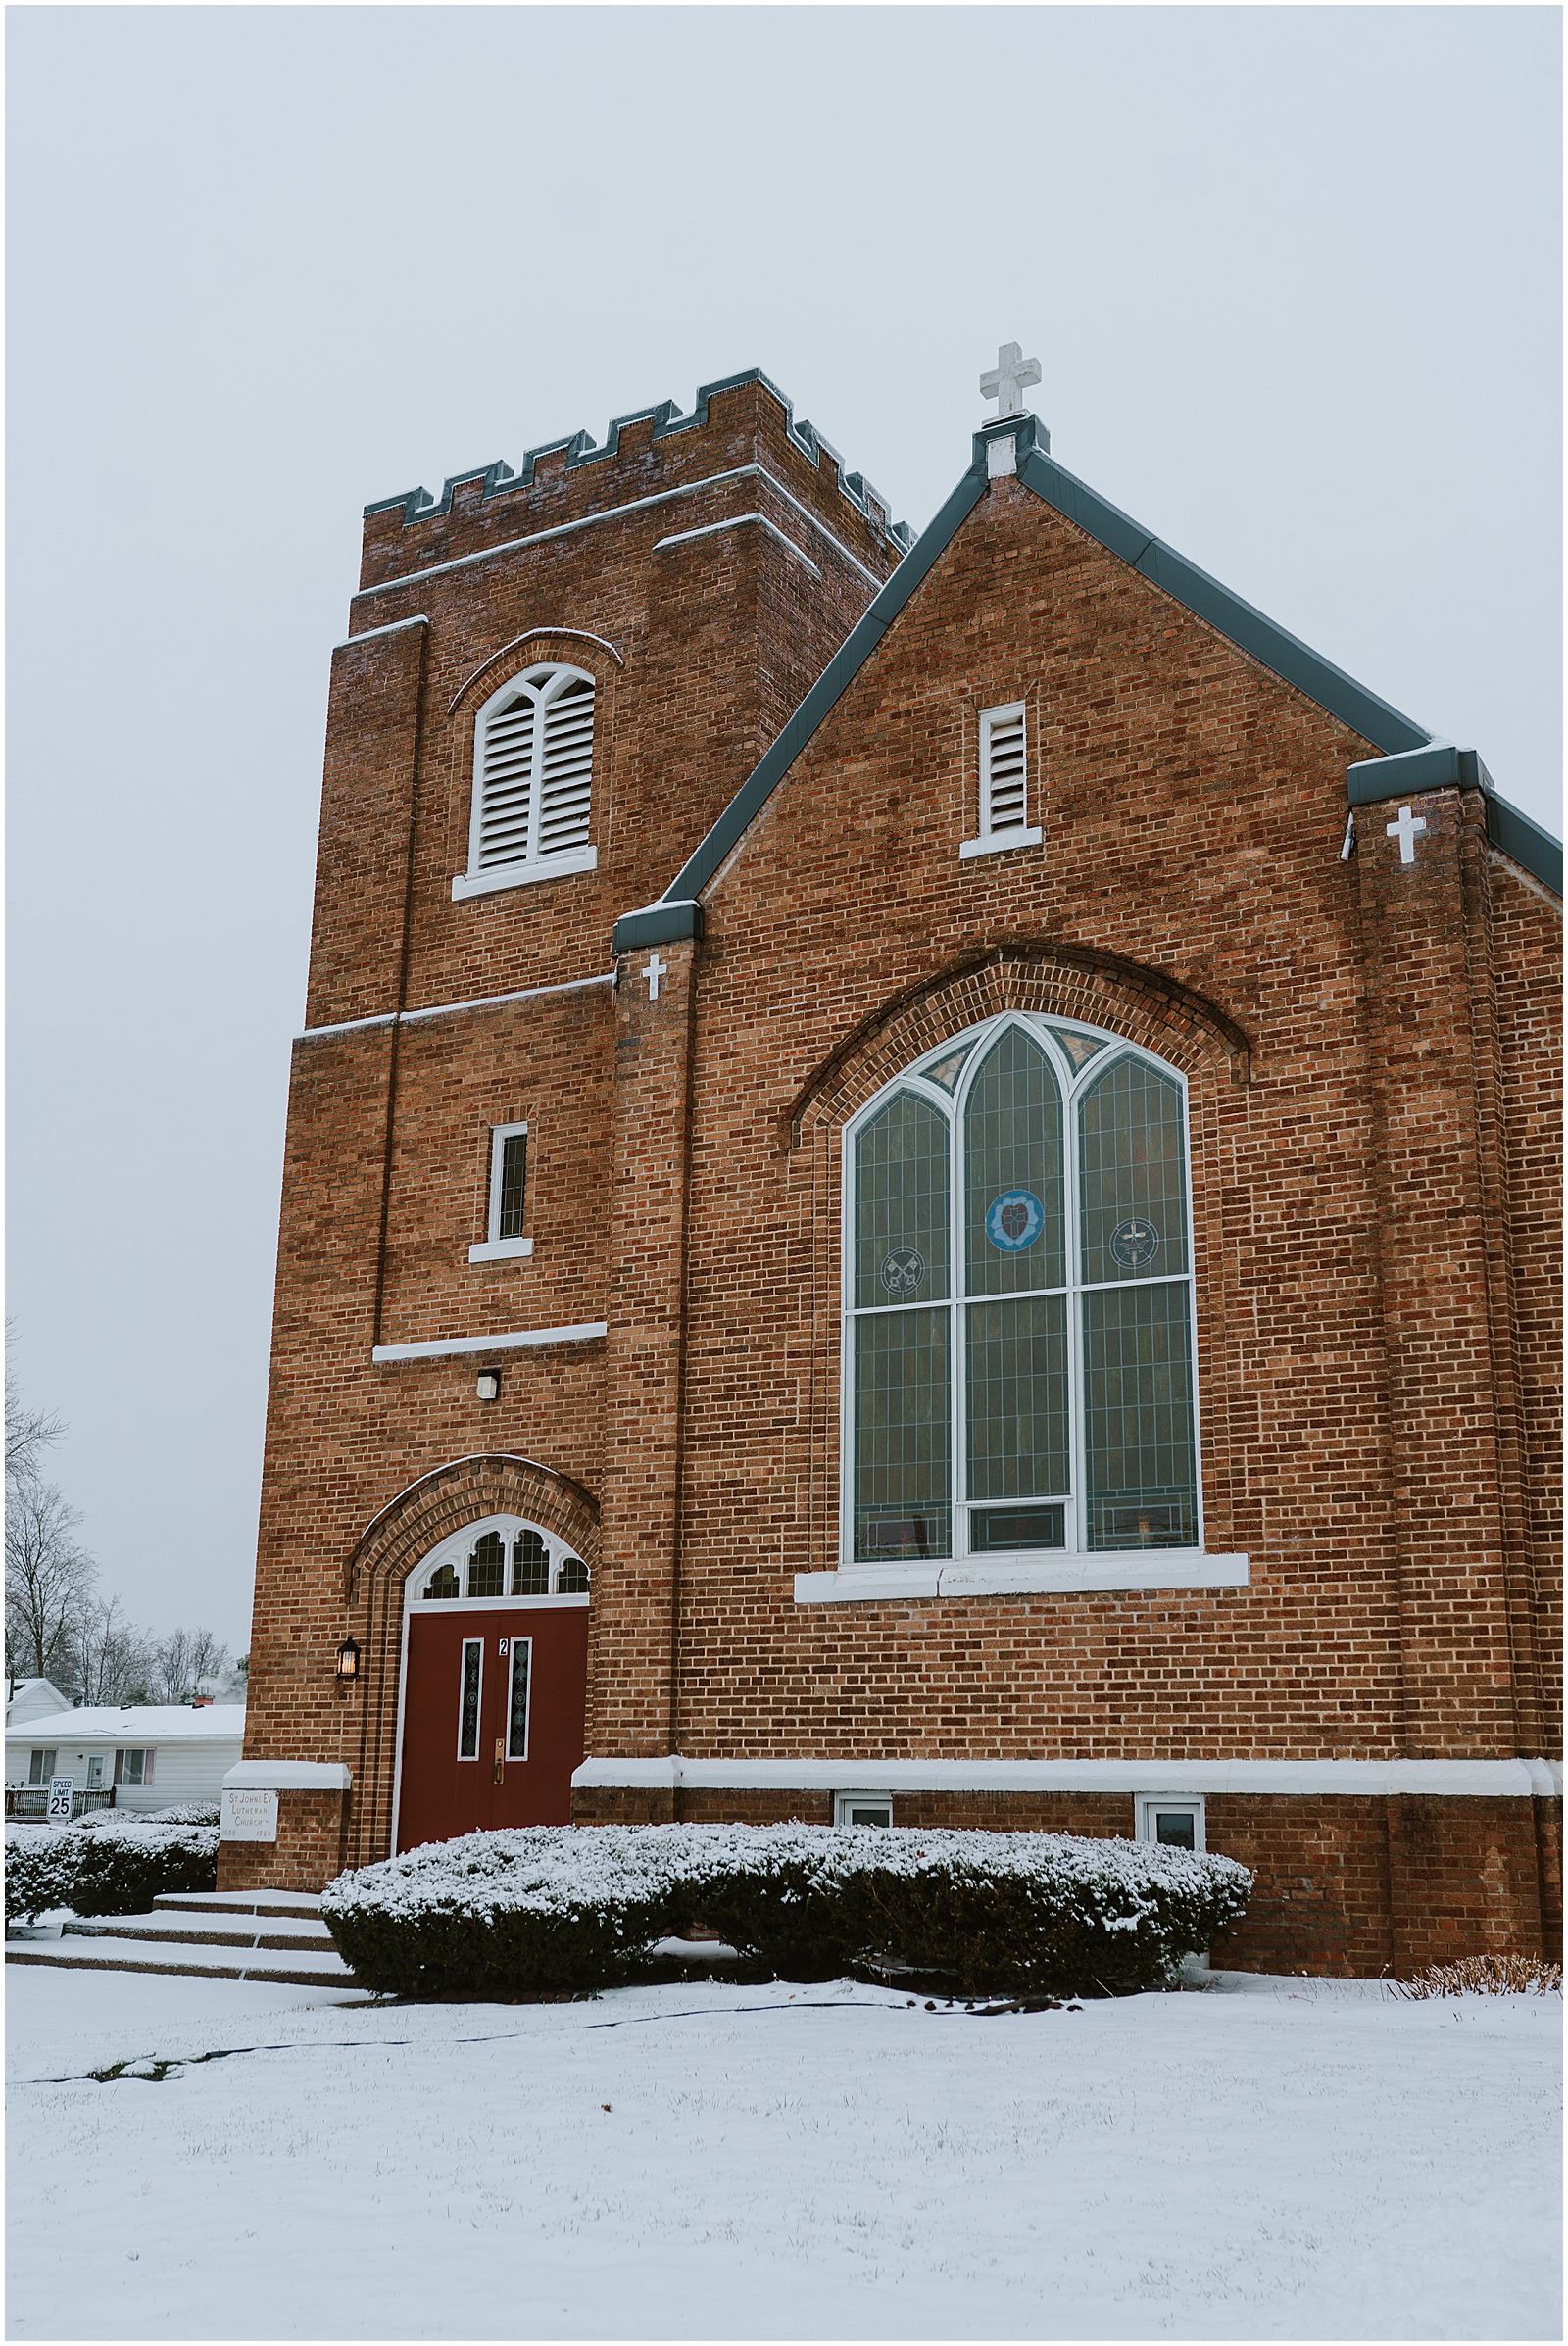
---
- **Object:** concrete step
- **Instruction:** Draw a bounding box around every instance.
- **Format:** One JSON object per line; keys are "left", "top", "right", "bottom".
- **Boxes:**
{"left": 6, "top": 1932, "right": 358, "bottom": 1988}
{"left": 63, "top": 1912, "right": 336, "bottom": 1952}
{"left": 152, "top": 1890, "right": 326, "bottom": 1918}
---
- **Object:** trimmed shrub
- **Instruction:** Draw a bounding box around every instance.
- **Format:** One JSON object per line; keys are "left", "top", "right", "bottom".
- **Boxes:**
{"left": 322, "top": 1828, "right": 683, "bottom": 1997}
{"left": 5, "top": 1814, "right": 219, "bottom": 1926}
{"left": 322, "top": 1825, "right": 1252, "bottom": 2000}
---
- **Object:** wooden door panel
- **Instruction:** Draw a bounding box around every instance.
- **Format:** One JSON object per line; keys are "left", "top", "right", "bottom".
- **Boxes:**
{"left": 396, "top": 1604, "right": 588, "bottom": 1854}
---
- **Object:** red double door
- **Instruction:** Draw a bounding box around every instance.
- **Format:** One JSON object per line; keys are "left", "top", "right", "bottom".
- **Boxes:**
{"left": 396, "top": 1602, "right": 589, "bottom": 1853}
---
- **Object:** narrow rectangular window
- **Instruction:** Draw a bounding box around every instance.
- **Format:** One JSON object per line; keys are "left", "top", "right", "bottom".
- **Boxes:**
{"left": 507, "top": 1638, "right": 531, "bottom": 1762}
{"left": 28, "top": 1749, "right": 57, "bottom": 1786}
{"left": 980, "top": 704, "right": 1028, "bottom": 837}
{"left": 458, "top": 1640, "right": 483, "bottom": 1760}
{"left": 495, "top": 1130, "right": 527, "bottom": 1241}
{"left": 471, "top": 1122, "right": 532, "bottom": 1263}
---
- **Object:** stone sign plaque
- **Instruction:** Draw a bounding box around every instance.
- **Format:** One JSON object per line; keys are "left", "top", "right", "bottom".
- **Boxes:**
{"left": 220, "top": 1787, "right": 279, "bottom": 1843}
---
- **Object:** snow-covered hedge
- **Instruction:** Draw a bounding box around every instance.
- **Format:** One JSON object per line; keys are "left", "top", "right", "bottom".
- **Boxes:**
{"left": 4, "top": 1812, "right": 219, "bottom": 1926}
{"left": 321, "top": 1824, "right": 1252, "bottom": 1999}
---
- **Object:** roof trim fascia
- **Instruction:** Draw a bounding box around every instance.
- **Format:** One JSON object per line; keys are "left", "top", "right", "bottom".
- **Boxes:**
{"left": 618, "top": 410, "right": 1552, "bottom": 948}
{"left": 1348, "top": 743, "right": 1562, "bottom": 897}
{"left": 610, "top": 464, "right": 988, "bottom": 955}
{"left": 1014, "top": 431, "right": 1429, "bottom": 757}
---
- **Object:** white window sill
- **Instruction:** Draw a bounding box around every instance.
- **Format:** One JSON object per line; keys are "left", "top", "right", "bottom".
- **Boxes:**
{"left": 467, "top": 1236, "right": 534, "bottom": 1264}
{"left": 452, "top": 844, "right": 598, "bottom": 901}
{"left": 794, "top": 1553, "right": 1250, "bottom": 1605}
{"left": 958, "top": 827, "right": 1042, "bottom": 861}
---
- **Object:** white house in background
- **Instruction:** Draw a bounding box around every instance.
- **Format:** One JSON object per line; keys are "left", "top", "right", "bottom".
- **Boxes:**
{"left": 5, "top": 1679, "right": 71, "bottom": 1728}
{"left": 4, "top": 1703, "right": 245, "bottom": 1815}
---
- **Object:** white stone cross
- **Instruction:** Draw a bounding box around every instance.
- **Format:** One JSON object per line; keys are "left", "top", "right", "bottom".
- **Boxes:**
{"left": 980, "top": 341, "right": 1042, "bottom": 418}
{"left": 1385, "top": 804, "right": 1428, "bottom": 865}
{"left": 642, "top": 951, "right": 668, "bottom": 1001}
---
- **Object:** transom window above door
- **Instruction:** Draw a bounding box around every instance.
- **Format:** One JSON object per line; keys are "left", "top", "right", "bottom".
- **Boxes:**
{"left": 452, "top": 663, "right": 598, "bottom": 902}
{"left": 410, "top": 1515, "right": 591, "bottom": 1603}
{"left": 845, "top": 1014, "right": 1199, "bottom": 1568}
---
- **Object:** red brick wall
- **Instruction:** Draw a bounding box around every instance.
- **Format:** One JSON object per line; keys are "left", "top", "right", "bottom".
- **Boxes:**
{"left": 218, "top": 1791, "right": 348, "bottom": 1895}
{"left": 238, "top": 395, "right": 1561, "bottom": 1974}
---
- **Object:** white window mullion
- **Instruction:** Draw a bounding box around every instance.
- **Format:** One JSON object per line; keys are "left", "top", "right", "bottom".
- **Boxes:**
{"left": 1065, "top": 1056, "right": 1088, "bottom": 1556}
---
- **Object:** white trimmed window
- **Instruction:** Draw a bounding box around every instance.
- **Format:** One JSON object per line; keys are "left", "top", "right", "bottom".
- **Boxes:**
{"left": 960, "top": 701, "right": 1041, "bottom": 859}
{"left": 410, "top": 1516, "right": 591, "bottom": 1604}
{"left": 113, "top": 1748, "right": 155, "bottom": 1787}
{"left": 843, "top": 1013, "right": 1200, "bottom": 1569}
{"left": 1135, "top": 1795, "right": 1205, "bottom": 1853}
{"left": 469, "top": 1123, "right": 532, "bottom": 1264}
{"left": 833, "top": 1791, "right": 894, "bottom": 1828}
{"left": 453, "top": 663, "right": 598, "bottom": 902}
{"left": 26, "top": 1748, "right": 58, "bottom": 1785}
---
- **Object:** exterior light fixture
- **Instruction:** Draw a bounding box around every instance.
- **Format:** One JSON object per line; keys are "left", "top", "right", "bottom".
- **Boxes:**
{"left": 476, "top": 1371, "right": 501, "bottom": 1402}
{"left": 334, "top": 1637, "right": 361, "bottom": 1682}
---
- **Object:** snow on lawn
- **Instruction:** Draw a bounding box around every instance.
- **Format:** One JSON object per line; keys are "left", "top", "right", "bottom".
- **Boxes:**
{"left": 5, "top": 1965, "right": 1559, "bottom": 2342}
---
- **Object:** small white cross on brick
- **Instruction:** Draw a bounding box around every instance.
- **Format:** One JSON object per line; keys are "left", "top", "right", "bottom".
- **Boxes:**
{"left": 1386, "top": 805, "right": 1428, "bottom": 865}
{"left": 642, "top": 952, "right": 668, "bottom": 1001}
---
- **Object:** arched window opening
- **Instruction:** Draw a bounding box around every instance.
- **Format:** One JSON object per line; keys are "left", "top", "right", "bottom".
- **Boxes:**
{"left": 454, "top": 664, "right": 598, "bottom": 901}
{"left": 411, "top": 1517, "right": 593, "bottom": 1603}
{"left": 846, "top": 1016, "right": 1200, "bottom": 1565}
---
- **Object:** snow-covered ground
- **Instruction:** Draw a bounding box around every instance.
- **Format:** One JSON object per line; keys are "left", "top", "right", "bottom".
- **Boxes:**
{"left": 5, "top": 1965, "right": 1559, "bottom": 2341}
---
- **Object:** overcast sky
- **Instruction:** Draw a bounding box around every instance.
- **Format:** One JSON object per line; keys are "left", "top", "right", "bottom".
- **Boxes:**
{"left": 6, "top": 6, "right": 1560, "bottom": 1659}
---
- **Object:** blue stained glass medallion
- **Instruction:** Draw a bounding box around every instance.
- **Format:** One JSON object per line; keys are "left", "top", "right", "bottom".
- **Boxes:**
{"left": 881, "top": 1246, "right": 926, "bottom": 1296}
{"left": 985, "top": 1190, "right": 1045, "bottom": 1252}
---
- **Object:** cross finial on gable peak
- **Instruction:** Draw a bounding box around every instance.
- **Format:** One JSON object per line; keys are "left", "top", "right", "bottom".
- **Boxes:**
{"left": 980, "top": 341, "right": 1042, "bottom": 419}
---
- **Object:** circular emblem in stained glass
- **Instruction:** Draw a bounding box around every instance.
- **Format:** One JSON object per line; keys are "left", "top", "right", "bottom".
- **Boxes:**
{"left": 986, "top": 1190, "right": 1045, "bottom": 1252}
{"left": 1110, "top": 1217, "right": 1160, "bottom": 1268}
{"left": 880, "top": 1247, "right": 925, "bottom": 1296}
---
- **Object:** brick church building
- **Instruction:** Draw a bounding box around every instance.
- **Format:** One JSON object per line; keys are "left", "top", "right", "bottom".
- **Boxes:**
{"left": 220, "top": 361, "right": 1562, "bottom": 1975}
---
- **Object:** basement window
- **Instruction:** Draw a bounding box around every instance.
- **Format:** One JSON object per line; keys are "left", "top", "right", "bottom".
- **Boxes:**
{"left": 1135, "top": 1795, "right": 1204, "bottom": 1853}
{"left": 833, "top": 1791, "right": 894, "bottom": 1828}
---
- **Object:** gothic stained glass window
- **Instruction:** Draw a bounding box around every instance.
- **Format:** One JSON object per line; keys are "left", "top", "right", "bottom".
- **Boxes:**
{"left": 512, "top": 1529, "right": 550, "bottom": 1595}
{"left": 466, "top": 1531, "right": 507, "bottom": 1598}
{"left": 846, "top": 1017, "right": 1200, "bottom": 1563}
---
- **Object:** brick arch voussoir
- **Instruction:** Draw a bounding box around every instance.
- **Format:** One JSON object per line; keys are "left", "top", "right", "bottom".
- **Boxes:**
{"left": 787, "top": 942, "right": 1251, "bottom": 1144}
{"left": 347, "top": 1454, "right": 600, "bottom": 1603}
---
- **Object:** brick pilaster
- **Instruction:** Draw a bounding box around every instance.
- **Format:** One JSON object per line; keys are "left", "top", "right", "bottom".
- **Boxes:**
{"left": 587, "top": 934, "right": 700, "bottom": 1768}
{"left": 1354, "top": 784, "right": 1528, "bottom": 1758}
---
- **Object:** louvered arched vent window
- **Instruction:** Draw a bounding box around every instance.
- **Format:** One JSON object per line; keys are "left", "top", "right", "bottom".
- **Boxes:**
{"left": 453, "top": 663, "right": 599, "bottom": 901}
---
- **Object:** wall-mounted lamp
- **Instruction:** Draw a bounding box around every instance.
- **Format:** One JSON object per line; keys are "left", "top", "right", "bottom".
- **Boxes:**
{"left": 334, "top": 1637, "right": 361, "bottom": 1682}
{"left": 475, "top": 1371, "right": 501, "bottom": 1402}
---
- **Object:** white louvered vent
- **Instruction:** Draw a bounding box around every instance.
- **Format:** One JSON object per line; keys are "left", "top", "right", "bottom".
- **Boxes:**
{"left": 980, "top": 704, "right": 1028, "bottom": 836}
{"left": 475, "top": 696, "right": 536, "bottom": 870}
{"left": 466, "top": 664, "right": 597, "bottom": 892}
{"left": 536, "top": 674, "right": 595, "bottom": 856}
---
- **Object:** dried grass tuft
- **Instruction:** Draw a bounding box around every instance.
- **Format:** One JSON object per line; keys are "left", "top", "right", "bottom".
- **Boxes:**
{"left": 1394, "top": 1952, "right": 1562, "bottom": 1999}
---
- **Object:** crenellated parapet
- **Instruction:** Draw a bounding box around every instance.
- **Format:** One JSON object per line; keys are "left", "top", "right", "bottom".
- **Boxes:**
{"left": 362, "top": 367, "right": 913, "bottom": 556}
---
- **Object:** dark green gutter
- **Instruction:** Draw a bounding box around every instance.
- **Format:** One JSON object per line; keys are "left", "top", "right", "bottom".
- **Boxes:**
{"left": 612, "top": 410, "right": 1556, "bottom": 954}
{"left": 1348, "top": 744, "right": 1562, "bottom": 896}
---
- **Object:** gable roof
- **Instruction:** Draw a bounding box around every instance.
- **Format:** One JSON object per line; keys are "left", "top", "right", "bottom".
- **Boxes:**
{"left": 4, "top": 1703, "right": 246, "bottom": 1745}
{"left": 612, "top": 412, "right": 1559, "bottom": 951}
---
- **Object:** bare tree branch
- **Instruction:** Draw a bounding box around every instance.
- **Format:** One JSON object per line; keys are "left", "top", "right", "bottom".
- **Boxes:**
{"left": 5, "top": 1478, "right": 96, "bottom": 1685}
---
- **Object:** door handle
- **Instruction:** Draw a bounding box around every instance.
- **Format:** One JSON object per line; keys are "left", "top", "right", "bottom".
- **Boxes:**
{"left": 493, "top": 1737, "right": 505, "bottom": 1784}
